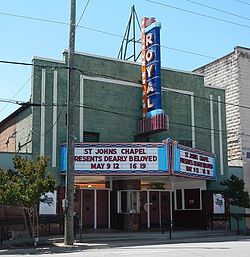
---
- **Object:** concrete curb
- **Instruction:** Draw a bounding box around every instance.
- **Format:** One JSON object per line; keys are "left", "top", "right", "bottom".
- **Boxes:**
{"left": 1, "top": 230, "right": 250, "bottom": 255}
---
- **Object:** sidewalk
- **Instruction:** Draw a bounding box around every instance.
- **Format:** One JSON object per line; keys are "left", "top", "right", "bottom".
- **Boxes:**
{"left": 1, "top": 229, "right": 250, "bottom": 255}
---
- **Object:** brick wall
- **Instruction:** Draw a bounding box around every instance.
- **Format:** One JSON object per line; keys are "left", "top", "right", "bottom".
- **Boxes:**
{"left": 0, "top": 105, "right": 32, "bottom": 154}
{"left": 0, "top": 118, "right": 16, "bottom": 152}
{"left": 194, "top": 48, "right": 242, "bottom": 166}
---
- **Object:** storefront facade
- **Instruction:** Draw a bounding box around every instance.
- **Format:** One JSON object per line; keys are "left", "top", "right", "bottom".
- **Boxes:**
{"left": 27, "top": 49, "right": 228, "bottom": 230}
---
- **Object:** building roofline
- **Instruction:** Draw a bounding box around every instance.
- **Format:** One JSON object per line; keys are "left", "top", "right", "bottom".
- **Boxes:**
{"left": 235, "top": 45, "right": 250, "bottom": 52}
{"left": 193, "top": 46, "right": 250, "bottom": 72}
{"left": 193, "top": 51, "right": 234, "bottom": 72}
{"left": 32, "top": 56, "right": 65, "bottom": 64}
{"left": 0, "top": 105, "right": 29, "bottom": 128}
{"left": 61, "top": 49, "right": 203, "bottom": 77}
{"left": 204, "top": 84, "right": 225, "bottom": 91}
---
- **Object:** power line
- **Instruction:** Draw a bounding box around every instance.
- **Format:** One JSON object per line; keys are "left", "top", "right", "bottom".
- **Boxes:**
{"left": 0, "top": 11, "right": 69, "bottom": 27}
{"left": 145, "top": 0, "right": 250, "bottom": 29}
{"left": 42, "top": 106, "right": 66, "bottom": 136}
{"left": 160, "top": 45, "right": 216, "bottom": 59}
{"left": 2, "top": 58, "right": 250, "bottom": 112}
{"left": 0, "top": 11, "right": 122, "bottom": 38}
{"left": 0, "top": 75, "right": 32, "bottom": 114}
{"left": 167, "top": 89, "right": 250, "bottom": 111}
{"left": 27, "top": 105, "right": 66, "bottom": 138}
{"left": 0, "top": 5, "right": 249, "bottom": 64}
{"left": 184, "top": 0, "right": 250, "bottom": 22}
{"left": 75, "top": 102, "right": 229, "bottom": 135}
{"left": 0, "top": 91, "right": 245, "bottom": 139}
{"left": 76, "top": 0, "right": 91, "bottom": 27}
{"left": 77, "top": 102, "right": 241, "bottom": 137}
{"left": 234, "top": 0, "right": 250, "bottom": 6}
{"left": 0, "top": 11, "right": 218, "bottom": 60}
{"left": 0, "top": 97, "right": 27, "bottom": 105}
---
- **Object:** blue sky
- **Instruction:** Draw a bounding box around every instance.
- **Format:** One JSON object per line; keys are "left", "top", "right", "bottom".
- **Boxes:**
{"left": 0, "top": 0, "right": 249, "bottom": 121}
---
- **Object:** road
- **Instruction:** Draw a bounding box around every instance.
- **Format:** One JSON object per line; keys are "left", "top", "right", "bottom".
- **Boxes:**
{"left": 1, "top": 238, "right": 250, "bottom": 257}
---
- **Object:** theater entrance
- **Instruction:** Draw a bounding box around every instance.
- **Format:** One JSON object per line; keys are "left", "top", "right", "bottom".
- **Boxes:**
{"left": 75, "top": 188, "right": 110, "bottom": 229}
{"left": 140, "top": 190, "right": 171, "bottom": 229}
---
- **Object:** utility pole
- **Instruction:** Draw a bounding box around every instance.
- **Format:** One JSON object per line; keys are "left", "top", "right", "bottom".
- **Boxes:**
{"left": 64, "top": 0, "right": 76, "bottom": 245}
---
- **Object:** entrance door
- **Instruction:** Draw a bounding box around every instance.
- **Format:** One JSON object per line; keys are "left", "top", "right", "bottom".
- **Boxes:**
{"left": 140, "top": 190, "right": 171, "bottom": 229}
{"left": 97, "top": 190, "right": 108, "bottom": 228}
{"left": 78, "top": 189, "right": 109, "bottom": 229}
{"left": 82, "top": 190, "right": 94, "bottom": 228}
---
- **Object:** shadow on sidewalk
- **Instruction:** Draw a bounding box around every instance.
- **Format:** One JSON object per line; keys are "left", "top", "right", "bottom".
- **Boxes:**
{"left": 1, "top": 230, "right": 250, "bottom": 255}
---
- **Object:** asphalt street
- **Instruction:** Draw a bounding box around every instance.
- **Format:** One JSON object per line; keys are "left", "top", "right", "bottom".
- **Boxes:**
{"left": 1, "top": 238, "right": 250, "bottom": 257}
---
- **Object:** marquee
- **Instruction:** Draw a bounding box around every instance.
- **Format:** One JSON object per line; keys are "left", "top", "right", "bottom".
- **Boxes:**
{"left": 60, "top": 143, "right": 169, "bottom": 175}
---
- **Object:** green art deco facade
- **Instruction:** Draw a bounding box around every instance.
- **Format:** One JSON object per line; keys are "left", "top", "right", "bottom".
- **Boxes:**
{"left": 15, "top": 51, "right": 228, "bottom": 230}
{"left": 31, "top": 52, "right": 227, "bottom": 184}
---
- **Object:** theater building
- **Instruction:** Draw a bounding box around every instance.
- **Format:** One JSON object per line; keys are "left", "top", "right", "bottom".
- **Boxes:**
{"left": 0, "top": 53, "right": 227, "bottom": 231}
{"left": 0, "top": 20, "right": 229, "bottom": 231}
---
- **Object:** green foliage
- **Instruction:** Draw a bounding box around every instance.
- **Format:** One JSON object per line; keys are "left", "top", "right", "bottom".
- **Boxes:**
{"left": 0, "top": 155, "right": 57, "bottom": 240}
{"left": 0, "top": 156, "right": 56, "bottom": 209}
{"left": 220, "top": 175, "right": 250, "bottom": 208}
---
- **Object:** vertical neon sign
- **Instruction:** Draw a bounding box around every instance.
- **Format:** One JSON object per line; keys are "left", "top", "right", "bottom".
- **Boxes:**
{"left": 141, "top": 17, "right": 164, "bottom": 118}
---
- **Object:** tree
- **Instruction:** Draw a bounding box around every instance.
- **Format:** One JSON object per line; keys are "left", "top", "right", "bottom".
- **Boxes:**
{"left": 0, "top": 156, "right": 57, "bottom": 244}
{"left": 220, "top": 175, "right": 250, "bottom": 208}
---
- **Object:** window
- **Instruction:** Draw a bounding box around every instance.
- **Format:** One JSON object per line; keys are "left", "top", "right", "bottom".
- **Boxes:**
{"left": 117, "top": 190, "right": 140, "bottom": 214}
{"left": 83, "top": 131, "right": 100, "bottom": 142}
{"left": 184, "top": 188, "right": 200, "bottom": 209}
{"left": 246, "top": 152, "right": 250, "bottom": 159}
{"left": 179, "top": 140, "right": 192, "bottom": 147}
{"left": 134, "top": 135, "right": 149, "bottom": 142}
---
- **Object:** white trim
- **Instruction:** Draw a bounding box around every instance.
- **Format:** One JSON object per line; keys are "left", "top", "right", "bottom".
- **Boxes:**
{"left": 159, "top": 191, "right": 162, "bottom": 227}
{"left": 109, "top": 177, "right": 113, "bottom": 191}
{"left": 52, "top": 70, "right": 58, "bottom": 167}
{"left": 79, "top": 75, "right": 84, "bottom": 142}
{"left": 81, "top": 74, "right": 198, "bottom": 99}
{"left": 108, "top": 190, "right": 111, "bottom": 229}
{"left": 81, "top": 74, "right": 140, "bottom": 88}
{"left": 181, "top": 189, "right": 185, "bottom": 210}
{"left": 32, "top": 56, "right": 65, "bottom": 64}
{"left": 199, "top": 189, "right": 202, "bottom": 210}
{"left": 175, "top": 188, "right": 202, "bottom": 211}
{"left": 163, "top": 87, "right": 194, "bottom": 96}
{"left": 210, "top": 95, "right": 215, "bottom": 153}
{"left": 80, "top": 190, "right": 83, "bottom": 226}
{"left": 163, "top": 88, "right": 195, "bottom": 146}
{"left": 218, "top": 96, "right": 224, "bottom": 175}
{"left": 40, "top": 69, "right": 46, "bottom": 156}
{"left": 174, "top": 190, "right": 177, "bottom": 210}
{"left": 94, "top": 189, "right": 97, "bottom": 229}
{"left": 191, "top": 95, "right": 195, "bottom": 148}
{"left": 147, "top": 190, "right": 150, "bottom": 228}
{"left": 117, "top": 191, "right": 121, "bottom": 213}
{"left": 170, "top": 191, "right": 173, "bottom": 230}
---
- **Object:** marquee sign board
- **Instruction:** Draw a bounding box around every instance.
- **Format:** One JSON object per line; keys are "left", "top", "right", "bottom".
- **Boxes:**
{"left": 60, "top": 143, "right": 169, "bottom": 175}
{"left": 173, "top": 143, "right": 216, "bottom": 180}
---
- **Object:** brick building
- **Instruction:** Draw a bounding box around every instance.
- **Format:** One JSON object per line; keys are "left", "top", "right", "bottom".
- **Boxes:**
{"left": 194, "top": 46, "right": 250, "bottom": 227}
{"left": 0, "top": 105, "right": 31, "bottom": 153}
